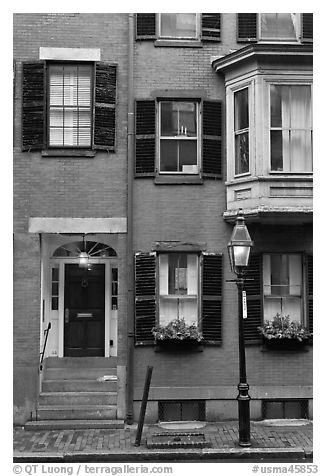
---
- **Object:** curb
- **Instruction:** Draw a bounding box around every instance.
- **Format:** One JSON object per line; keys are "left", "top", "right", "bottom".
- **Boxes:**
{"left": 13, "top": 447, "right": 313, "bottom": 463}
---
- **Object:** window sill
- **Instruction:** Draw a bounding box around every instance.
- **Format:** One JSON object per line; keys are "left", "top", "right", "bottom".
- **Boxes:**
{"left": 155, "top": 175, "right": 203, "bottom": 185}
{"left": 42, "top": 149, "right": 96, "bottom": 158}
{"left": 154, "top": 39, "right": 203, "bottom": 48}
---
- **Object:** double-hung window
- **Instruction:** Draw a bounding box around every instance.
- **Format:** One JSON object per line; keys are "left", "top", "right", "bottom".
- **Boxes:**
{"left": 22, "top": 59, "right": 117, "bottom": 152}
{"left": 259, "top": 13, "right": 300, "bottom": 42}
{"left": 159, "top": 101, "right": 199, "bottom": 174}
{"left": 48, "top": 63, "right": 92, "bottom": 148}
{"left": 159, "top": 253, "right": 199, "bottom": 325}
{"left": 158, "top": 13, "right": 199, "bottom": 39}
{"left": 270, "top": 84, "right": 312, "bottom": 172}
{"left": 237, "top": 13, "right": 312, "bottom": 44}
{"left": 234, "top": 88, "right": 249, "bottom": 175}
{"left": 263, "top": 254, "right": 303, "bottom": 322}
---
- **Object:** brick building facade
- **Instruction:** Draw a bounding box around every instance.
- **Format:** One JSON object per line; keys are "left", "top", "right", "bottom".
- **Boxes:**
{"left": 13, "top": 13, "right": 313, "bottom": 427}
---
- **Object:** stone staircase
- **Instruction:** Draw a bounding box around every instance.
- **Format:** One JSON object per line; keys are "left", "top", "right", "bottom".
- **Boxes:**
{"left": 25, "top": 357, "right": 124, "bottom": 431}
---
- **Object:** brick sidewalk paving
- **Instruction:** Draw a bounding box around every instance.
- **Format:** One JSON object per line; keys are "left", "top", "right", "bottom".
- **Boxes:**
{"left": 13, "top": 421, "right": 313, "bottom": 456}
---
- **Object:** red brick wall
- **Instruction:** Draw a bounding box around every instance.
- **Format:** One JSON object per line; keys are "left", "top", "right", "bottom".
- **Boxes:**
{"left": 13, "top": 13, "right": 129, "bottom": 233}
{"left": 132, "top": 13, "right": 313, "bottom": 410}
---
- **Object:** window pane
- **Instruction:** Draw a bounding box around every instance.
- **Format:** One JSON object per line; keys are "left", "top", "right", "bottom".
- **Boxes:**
{"left": 290, "top": 131, "right": 312, "bottom": 172}
{"left": 235, "top": 132, "right": 249, "bottom": 174}
{"left": 160, "top": 140, "right": 178, "bottom": 171}
{"left": 179, "top": 141, "right": 197, "bottom": 172}
{"left": 161, "top": 102, "right": 178, "bottom": 136}
{"left": 234, "top": 89, "right": 248, "bottom": 131}
{"left": 261, "top": 13, "right": 297, "bottom": 40}
{"left": 270, "top": 85, "right": 282, "bottom": 128}
{"left": 49, "top": 108, "right": 64, "bottom": 128}
{"left": 271, "top": 254, "right": 289, "bottom": 296}
{"left": 49, "top": 128, "right": 64, "bottom": 146}
{"left": 52, "top": 268, "right": 59, "bottom": 281}
{"left": 161, "top": 102, "right": 197, "bottom": 137}
{"left": 161, "top": 13, "right": 197, "bottom": 38}
{"left": 179, "top": 102, "right": 196, "bottom": 136}
{"left": 290, "top": 86, "right": 311, "bottom": 129}
{"left": 271, "top": 130, "right": 283, "bottom": 171}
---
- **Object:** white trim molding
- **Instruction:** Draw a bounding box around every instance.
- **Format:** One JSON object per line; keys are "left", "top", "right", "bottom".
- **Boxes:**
{"left": 29, "top": 217, "right": 127, "bottom": 234}
{"left": 39, "top": 47, "right": 101, "bottom": 62}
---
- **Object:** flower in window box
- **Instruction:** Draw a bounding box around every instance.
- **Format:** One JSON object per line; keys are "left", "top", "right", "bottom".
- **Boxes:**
{"left": 257, "top": 313, "right": 312, "bottom": 349}
{"left": 152, "top": 317, "right": 203, "bottom": 345}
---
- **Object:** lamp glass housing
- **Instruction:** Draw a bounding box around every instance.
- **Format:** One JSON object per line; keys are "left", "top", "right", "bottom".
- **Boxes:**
{"left": 228, "top": 212, "right": 253, "bottom": 275}
{"left": 79, "top": 251, "right": 89, "bottom": 268}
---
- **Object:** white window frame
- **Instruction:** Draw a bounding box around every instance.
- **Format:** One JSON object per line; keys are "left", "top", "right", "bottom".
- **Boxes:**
{"left": 228, "top": 80, "right": 254, "bottom": 180}
{"left": 262, "top": 253, "right": 304, "bottom": 324}
{"left": 266, "top": 79, "right": 313, "bottom": 174}
{"left": 158, "top": 13, "right": 200, "bottom": 40}
{"left": 158, "top": 253, "right": 199, "bottom": 326}
{"left": 258, "top": 13, "right": 301, "bottom": 43}
{"left": 48, "top": 62, "right": 93, "bottom": 148}
{"left": 158, "top": 100, "right": 200, "bottom": 175}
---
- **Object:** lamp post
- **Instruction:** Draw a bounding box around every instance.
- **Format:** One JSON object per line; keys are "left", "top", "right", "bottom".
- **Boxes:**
{"left": 227, "top": 209, "right": 253, "bottom": 447}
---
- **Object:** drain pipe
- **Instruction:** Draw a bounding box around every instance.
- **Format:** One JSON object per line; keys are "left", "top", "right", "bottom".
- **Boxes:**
{"left": 126, "top": 12, "right": 135, "bottom": 425}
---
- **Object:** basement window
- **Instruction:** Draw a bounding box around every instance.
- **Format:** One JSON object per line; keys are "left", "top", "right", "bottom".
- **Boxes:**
{"left": 158, "top": 400, "right": 205, "bottom": 421}
{"left": 262, "top": 399, "right": 309, "bottom": 419}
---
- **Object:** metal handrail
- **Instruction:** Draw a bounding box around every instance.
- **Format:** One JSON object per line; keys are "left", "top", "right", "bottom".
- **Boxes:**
{"left": 39, "top": 322, "right": 51, "bottom": 371}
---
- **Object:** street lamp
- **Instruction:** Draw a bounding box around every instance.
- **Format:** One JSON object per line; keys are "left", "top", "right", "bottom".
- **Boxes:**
{"left": 227, "top": 209, "right": 253, "bottom": 447}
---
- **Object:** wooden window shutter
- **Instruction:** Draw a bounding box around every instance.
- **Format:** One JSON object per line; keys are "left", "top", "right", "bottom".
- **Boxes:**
{"left": 94, "top": 63, "right": 117, "bottom": 151}
{"left": 202, "top": 253, "right": 223, "bottom": 344}
{"left": 202, "top": 100, "right": 222, "bottom": 179}
{"left": 201, "top": 14, "right": 221, "bottom": 41}
{"left": 22, "top": 61, "right": 45, "bottom": 151}
{"left": 237, "top": 14, "right": 257, "bottom": 42}
{"left": 136, "top": 14, "right": 156, "bottom": 39}
{"left": 243, "top": 254, "right": 262, "bottom": 343}
{"left": 135, "top": 100, "right": 156, "bottom": 176}
{"left": 302, "top": 14, "right": 313, "bottom": 43}
{"left": 135, "top": 253, "right": 156, "bottom": 345}
{"left": 306, "top": 254, "right": 313, "bottom": 337}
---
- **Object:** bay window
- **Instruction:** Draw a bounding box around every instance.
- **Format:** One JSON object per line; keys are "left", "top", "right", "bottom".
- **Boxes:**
{"left": 270, "top": 84, "right": 312, "bottom": 172}
{"left": 159, "top": 254, "right": 198, "bottom": 325}
{"left": 263, "top": 254, "right": 303, "bottom": 322}
{"left": 234, "top": 88, "right": 249, "bottom": 175}
{"left": 159, "top": 101, "right": 199, "bottom": 174}
{"left": 48, "top": 64, "right": 92, "bottom": 148}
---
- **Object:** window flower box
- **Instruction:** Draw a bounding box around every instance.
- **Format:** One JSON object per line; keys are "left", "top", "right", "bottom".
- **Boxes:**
{"left": 258, "top": 314, "right": 312, "bottom": 351}
{"left": 152, "top": 318, "right": 203, "bottom": 351}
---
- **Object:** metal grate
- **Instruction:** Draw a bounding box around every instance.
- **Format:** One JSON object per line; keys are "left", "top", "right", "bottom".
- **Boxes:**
{"left": 158, "top": 400, "right": 206, "bottom": 422}
{"left": 262, "top": 399, "right": 309, "bottom": 420}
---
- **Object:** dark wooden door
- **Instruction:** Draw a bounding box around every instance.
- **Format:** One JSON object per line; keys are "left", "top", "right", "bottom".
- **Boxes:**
{"left": 64, "top": 264, "right": 105, "bottom": 357}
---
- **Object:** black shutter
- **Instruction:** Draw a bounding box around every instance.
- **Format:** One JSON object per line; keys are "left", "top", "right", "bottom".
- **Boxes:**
{"left": 22, "top": 61, "right": 45, "bottom": 151}
{"left": 135, "top": 100, "right": 156, "bottom": 176}
{"left": 94, "top": 63, "right": 117, "bottom": 151}
{"left": 302, "top": 14, "right": 313, "bottom": 42}
{"left": 202, "top": 253, "right": 223, "bottom": 344}
{"left": 202, "top": 100, "right": 222, "bottom": 179}
{"left": 136, "top": 14, "right": 156, "bottom": 39}
{"left": 306, "top": 254, "right": 313, "bottom": 336}
{"left": 201, "top": 14, "right": 221, "bottom": 41}
{"left": 237, "top": 14, "right": 257, "bottom": 42}
{"left": 243, "top": 254, "right": 262, "bottom": 343}
{"left": 135, "top": 253, "right": 156, "bottom": 345}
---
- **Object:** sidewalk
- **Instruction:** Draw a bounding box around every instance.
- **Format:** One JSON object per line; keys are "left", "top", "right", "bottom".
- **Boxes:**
{"left": 13, "top": 420, "right": 313, "bottom": 462}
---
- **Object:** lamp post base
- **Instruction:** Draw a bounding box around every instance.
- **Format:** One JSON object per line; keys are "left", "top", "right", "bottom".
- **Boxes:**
{"left": 237, "top": 382, "right": 251, "bottom": 447}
